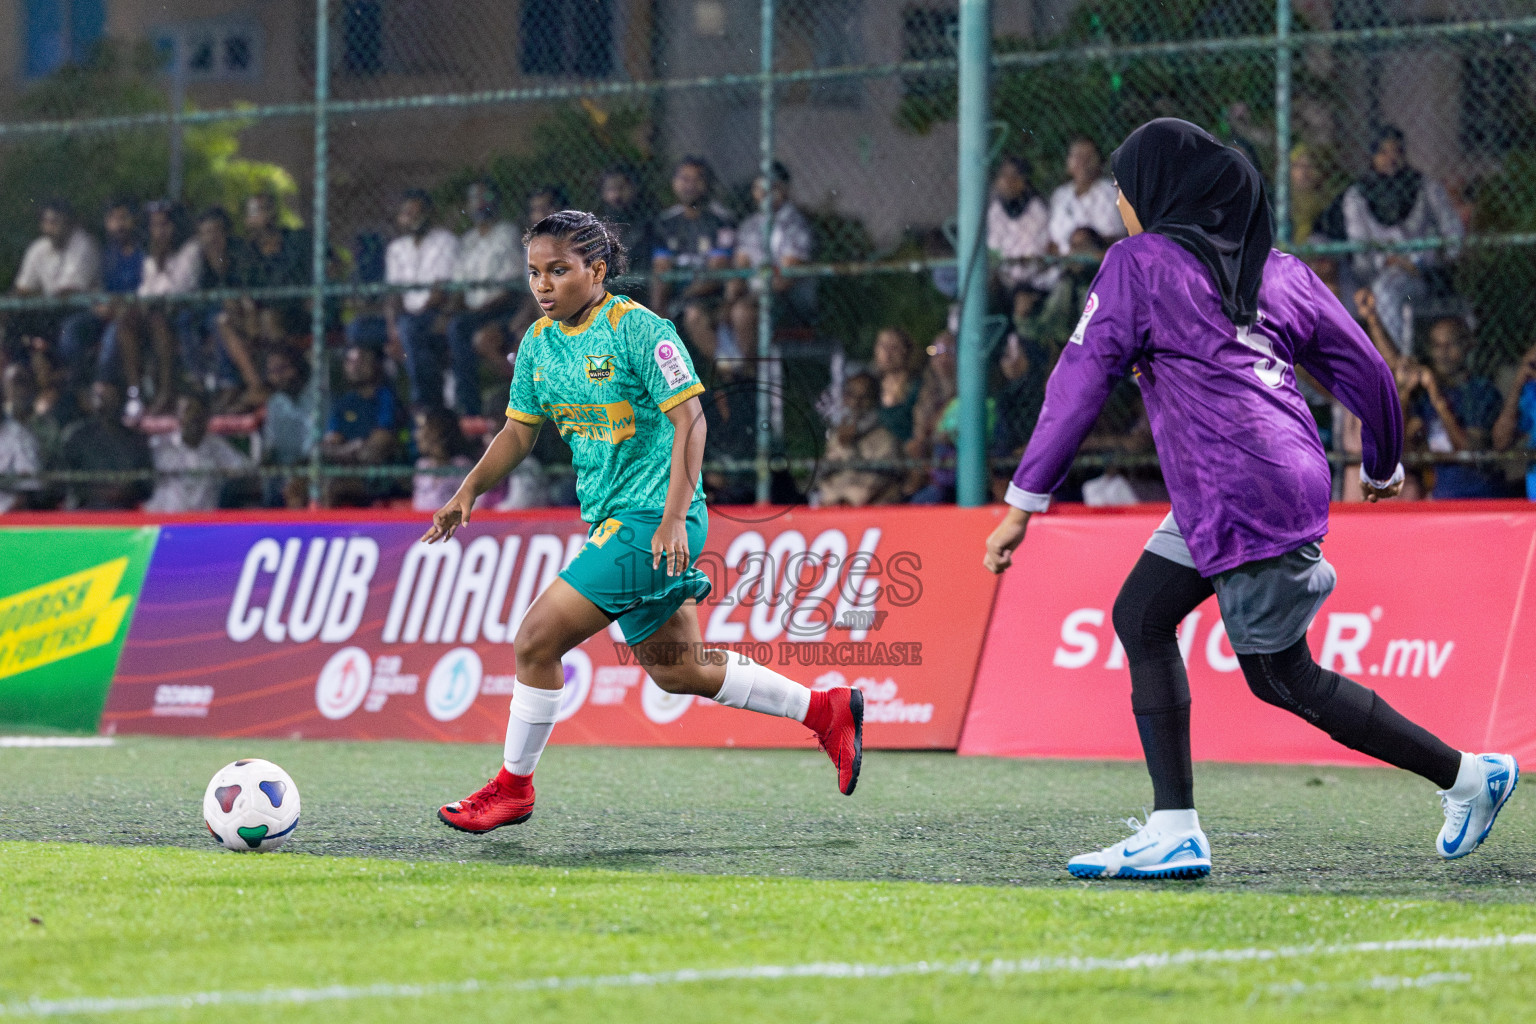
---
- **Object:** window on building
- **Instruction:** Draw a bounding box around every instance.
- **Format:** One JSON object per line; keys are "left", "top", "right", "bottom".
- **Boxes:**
{"left": 22, "top": 0, "right": 106, "bottom": 79}
{"left": 342, "top": 0, "right": 384, "bottom": 75}
{"left": 1461, "top": 52, "right": 1533, "bottom": 157}
{"left": 901, "top": 6, "right": 957, "bottom": 103}
{"left": 152, "top": 19, "right": 263, "bottom": 81}
{"left": 519, "top": 0, "right": 615, "bottom": 79}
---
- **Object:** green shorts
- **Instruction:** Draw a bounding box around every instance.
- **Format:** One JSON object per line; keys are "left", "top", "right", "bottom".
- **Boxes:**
{"left": 558, "top": 501, "right": 713, "bottom": 643}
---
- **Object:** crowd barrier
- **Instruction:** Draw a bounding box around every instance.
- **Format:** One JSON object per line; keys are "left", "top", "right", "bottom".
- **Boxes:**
{"left": 3, "top": 504, "right": 1533, "bottom": 767}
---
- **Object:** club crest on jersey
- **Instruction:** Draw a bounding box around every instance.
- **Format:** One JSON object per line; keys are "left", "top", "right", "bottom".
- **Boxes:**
{"left": 584, "top": 354, "right": 617, "bottom": 384}
{"left": 1069, "top": 292, "right": 1100, "bottom": 346}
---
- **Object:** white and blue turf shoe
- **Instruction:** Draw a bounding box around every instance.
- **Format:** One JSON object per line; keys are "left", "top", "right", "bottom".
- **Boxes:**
{"left": 1437, "top": 752, "right": 1519, "bottom": 860}
{"left": 1066, "top": 809, "right": 1211, "bottom": 880}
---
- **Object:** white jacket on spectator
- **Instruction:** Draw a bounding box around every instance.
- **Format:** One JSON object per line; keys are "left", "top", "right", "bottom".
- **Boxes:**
{"left": 0, "top": 419, "right": 41, "bottom": 513}
{"left": 1342, "top": 178, "right": 1463, "bottom": 282}
{"left": 144, "top": 432, "right": 252, "bottom": 512}
{"left": 1047, "top": 178, "right": 1124, "bottom": 256}
{"left": 454, "top": 222, "right": 521, "bottom": 311}
{"left": 987, "top": 194, "right": 1052, "bottom": 290}
{"left": 14, "top": 228, "right": 100, "bottom": 296}
{"left": 386, "top": 227, "right": 458, "bottom": 314}
{"left": 139, "top": 240, "right": 201, "bottom": 297}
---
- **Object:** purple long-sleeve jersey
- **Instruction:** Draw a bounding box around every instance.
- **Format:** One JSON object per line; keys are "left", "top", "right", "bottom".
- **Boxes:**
{"left": 1008, "top": 233, "right": 1403, "bottom": 577}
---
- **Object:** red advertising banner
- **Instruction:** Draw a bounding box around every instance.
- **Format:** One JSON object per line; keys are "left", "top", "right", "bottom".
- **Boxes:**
{"left": 960, "top": 506, "right": 1536, "bottom": 766}
{"left": 102, "top": 506, "right": 1004, "bottom": 749}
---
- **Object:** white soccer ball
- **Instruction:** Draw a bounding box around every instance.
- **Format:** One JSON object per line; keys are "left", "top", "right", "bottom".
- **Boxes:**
{"left": 203, "top": 759, "right": 301, "bottom": 852}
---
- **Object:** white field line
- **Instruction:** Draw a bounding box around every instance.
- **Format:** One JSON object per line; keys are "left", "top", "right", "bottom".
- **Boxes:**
{"left": 0, "top": 737, "right": 113, "bottom": 748}
{"left": 3, "top": 932, "right": 1534, "bottom": 1017}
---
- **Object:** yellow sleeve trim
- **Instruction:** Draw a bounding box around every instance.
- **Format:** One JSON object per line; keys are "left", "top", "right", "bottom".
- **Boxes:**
{"left": 657, "top": 382, "right": 705, "bottom": 413}
{"left": 531, "top": 316, "right": 553, "bottom": 333}
{"left": 506, "top": 407, "right": 544, "bottom": 425}
{"left": 605, "top": 296, "right": 644, "bottom": 329}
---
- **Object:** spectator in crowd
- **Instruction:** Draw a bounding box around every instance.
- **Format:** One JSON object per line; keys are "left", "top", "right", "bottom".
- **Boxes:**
{"left": 724, "top": 161, "right": 815, "bottom": 374}
{"left": 447, "top": 180, "right": 523, "bottom": 410}
{"left": 873, "top": 327, "right": 920, "bottom": 444}
{"left": 813, "top": 373, "right": 902, "bottom": 507}
{"left": 1343, "top": 125, "right": 1463, "bottom": 355}
{"left": 180, "top": 207, "right": 252, "bottom": 406}
{"left": 1034, "top": 227, "right": 1107, "bottom": 347}
{"left": 986, "top": 155, "right": 1052, "bottom": 293}
{"left": 1404, "top": 317, "right": 1501, "bottom": 498}
{"left": 80, "top": 200, "right": 146, "bottom": 416}
{"left": 3, "top": 362, "right": 66, "bottom": 486}
{"left": 412, "top": 405, "right": 478, "bottom": 512}
{"left": 598, "top": 164, "right": 654, "bottom": 273}
{"left": 903, "top": 329, "right": 958, "bottom": 498}
{"left": 527, "top": 184, "right": 569, "bottom": 228}
{"left": 60, "top": 380, "right": 152, "bottom": 510}
{"left": 9, "top": 199, "right": 101, "bottom": 389}
{"left": 106, "top": 199, "right": 197, "bottom": 416}
{"left": 261, "top": 347, "right": 318, "bottom": 507}
{"left": 1047, "top": 136, "right": 1125, "bottom": 258}
{"left": 385, "top": 189, "right": 458, "bottom": 409}
{"left": 144, "top": 392, "right": 252, "bottom": 512}
{"left": 230, "top": 192, "right": 310, "bottom": 359}
{"left": 0, "top": 364, "right": 42, "bottom": 512}
{"left": 1493, "top": 340, "right": 1536, "bottom": 500}
{"left": 322, "top": 341, "right": 402, "bottom": 505}
{"left": 651, "top": 156, "right": 737, "bottom": 367}
{"left": 1288, "top": 143, "right": 1339, "bottom": 245}
{"left": 989, "top": 331, "right": 1049, "bottom": 501}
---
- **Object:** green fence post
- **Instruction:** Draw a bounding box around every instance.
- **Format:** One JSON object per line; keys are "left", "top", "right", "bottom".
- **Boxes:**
{"left": 956, "top": 0, "right": 992, "bottom": 507}
{"left": 1274, "top": 0, "right": 1293, "bottom": 247}
{"left": 755, "top": 0, "right": 776, "bottom": 505}
{"left": 308, "top": 0, "right": 331, "bottom": 508}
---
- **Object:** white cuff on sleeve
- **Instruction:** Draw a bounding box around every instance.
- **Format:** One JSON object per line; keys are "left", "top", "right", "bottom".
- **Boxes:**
{"left": 1004, "top": 482, "right": 1052, "bottom": 513}
{"left": 1360, "top": 462, "right": 1405, "bottom": 491}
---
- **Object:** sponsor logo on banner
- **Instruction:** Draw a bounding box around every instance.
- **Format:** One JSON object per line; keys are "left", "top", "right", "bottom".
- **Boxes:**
{"left": 425, "top": 648, "right": 483, "bottom": 722}
{"left": 0, "top": 557, "right": 135, "bottom": 679}
{"left": 641, "top": 676, "right": 693, "bottom": 724}
{"left": 557, "top": 649, "right": 593, "bottom": 722}
{"left": 316, "top": 646, "right": 372, "bottom": 720}
{"left": 816, "top": 671, "right": 934, "bottom": 724}
{"left": 152, "top": 684, "right": 213, "bottom": 717}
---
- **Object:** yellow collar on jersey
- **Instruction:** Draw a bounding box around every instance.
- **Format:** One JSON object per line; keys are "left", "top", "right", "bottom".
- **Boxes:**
{"left": 555, "top": 292, "right": 615, "bottom": 336}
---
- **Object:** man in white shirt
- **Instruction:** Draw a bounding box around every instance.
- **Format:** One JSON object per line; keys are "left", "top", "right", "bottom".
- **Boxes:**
{"left": 1046, "top": 137, "right": 1126, "bottom": 256}
{"left": 446, "top": 181, "right": 523, "bottom": 415}
{"left": 145, "top": 392, "right": 252, "bottom": 512}
{"left": 9, "top": 200, "right": 102, "bottom": 384}
{"left": 385, "top": 190, "right": 458, "bottom": 409}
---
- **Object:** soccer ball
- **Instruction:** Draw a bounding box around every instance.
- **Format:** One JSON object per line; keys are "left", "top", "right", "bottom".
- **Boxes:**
{"left": 203, "top": 759, "right": 301, "bottom": 852}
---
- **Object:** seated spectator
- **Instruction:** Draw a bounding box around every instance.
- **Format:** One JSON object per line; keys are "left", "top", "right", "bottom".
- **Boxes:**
{"left": 987, "top": 155, "right": 1052, "bottom": 293}
{"left": 527, "top": 184, "right": 569, "bottom": 227}
{"left": 1035, "top": 227, "right": 1107, "bottom": 347}
{"left": 9, "top": 199, "right": 101, "bottom": 391}
{"left": 82, "top": 200, "right": 146, "bottom": 415}
{"left": 322, "top": 342, "right": 402, "bottom": 505}
{"left": 0, "top": 365, "right": 42, "bottom": 512}
{"left": 1343, "top": 125, "right": 1463, "bottom": 355}
{"left": 598, "top": 164, "right": 654, "bottom": 274}
{"left": 447, "top": 180, "right": 523, "bottom": 412}
{"left": 178, "top": 207, "right": 251, "bottom": 406}
{"left": 223, "top": 193, "right": 310, "bottom": 382}
{"left": 1404, "top": 317, "right": 1501, "bottom": 498}
{"left": 903, "top": 330, "right": 957, "bottom": 498}
{"left": 60, "top": 381, "right": 152, "bottom": 510}
{"left": 106, "top": 199, "right": 198, "bottom": 416}
{"left": 989, "top": 332, "right": 1049, "bottom": 501}
{"left": 1047, "top": 137, "right": 1125, "bottom": 259}
{"left": 723, "top": 161, "right": 815, "bottom": 374}
{"left": 651, "top": 157, "right": 737, "bottom": 368}
{"left": 3, "top": 362, "right": 66, "bottom": 484}
{"left": 261, "top": 348, "right": 318, "bottom": 507}
{"left": 873, "top": 327, "right": 920, "bottom": 444}
{"left": 813, "top": 373, "right": 902, "bottom": 507}
{"left": 1289, "top": 143, "right": 1342, "bottom": 245}
{"left": 1494, "top": 340, "right": 1536, "bottom": 500}
{"left": 385, "top": 190, "right": 458, "bottom": 409}
{"left": 412, "top": 406, "right": 478, "bottom": 511}
{"left": 144, "top": 392, "right": 252, "bottom": 512}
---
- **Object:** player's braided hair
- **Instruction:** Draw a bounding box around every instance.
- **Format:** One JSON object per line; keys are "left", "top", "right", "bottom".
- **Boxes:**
{"left": 524, "top": 209, "right": 629, "bottom": 280}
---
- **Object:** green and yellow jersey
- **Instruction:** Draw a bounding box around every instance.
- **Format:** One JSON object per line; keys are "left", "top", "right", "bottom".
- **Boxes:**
{"left": 506, "top": 292, "right": 706, "bottom": 525}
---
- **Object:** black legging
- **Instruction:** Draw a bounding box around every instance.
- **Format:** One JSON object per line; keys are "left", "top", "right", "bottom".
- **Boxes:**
{"left": 1113, "top": 550, "right": 1461, "bottom": 809}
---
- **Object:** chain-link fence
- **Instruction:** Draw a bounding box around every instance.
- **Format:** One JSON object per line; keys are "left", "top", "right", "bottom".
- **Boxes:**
{"left": 1, "top": 0, "right": 1534, "bottom": 514}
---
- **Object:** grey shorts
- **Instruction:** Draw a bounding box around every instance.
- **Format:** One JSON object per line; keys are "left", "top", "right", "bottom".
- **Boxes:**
{"left": 1144, "top": 513, "right": 1337, "bottom": 655}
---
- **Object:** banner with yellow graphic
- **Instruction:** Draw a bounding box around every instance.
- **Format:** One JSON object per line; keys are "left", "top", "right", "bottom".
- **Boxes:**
{"left": 0, "top": 529, "right": 157, "bottom": 732}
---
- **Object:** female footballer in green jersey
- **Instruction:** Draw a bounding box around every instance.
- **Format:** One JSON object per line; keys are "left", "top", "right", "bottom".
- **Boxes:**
{"left": 425, "top": 211, "right": 864, "bottom": 832}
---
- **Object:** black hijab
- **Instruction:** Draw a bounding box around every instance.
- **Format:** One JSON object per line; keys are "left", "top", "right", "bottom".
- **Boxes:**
{"left": 1111, "top": 118, "right": 1273, "bottom": 327}
{"left": 1356, "top": 125, "right": 1422, "bottom": 227}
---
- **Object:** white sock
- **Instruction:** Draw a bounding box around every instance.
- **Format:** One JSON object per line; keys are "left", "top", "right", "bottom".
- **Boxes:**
{"left": 1147, "top": 809, "right": 1200, "bottom": 833}
{"left": 708, "top": 654, "right": 812, "bottom": 722}
{"left": 1446, "top": 751, "right": 1480, "bottom": 797}
{"left": 503, "top": 680, "right": 564, "bottom": 776}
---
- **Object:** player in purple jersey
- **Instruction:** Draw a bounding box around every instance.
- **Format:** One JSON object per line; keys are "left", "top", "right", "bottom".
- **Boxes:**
{"left": 983, "top": 119, "right": 1518, "bottom": 879}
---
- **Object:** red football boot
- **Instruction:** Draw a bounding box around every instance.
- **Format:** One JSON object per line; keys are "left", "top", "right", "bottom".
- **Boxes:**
{"left": 805, "top": 687, "right": 864, "bottom": 795}
{"left": 438, "top": 767, "right": 535, "bottom": 833}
